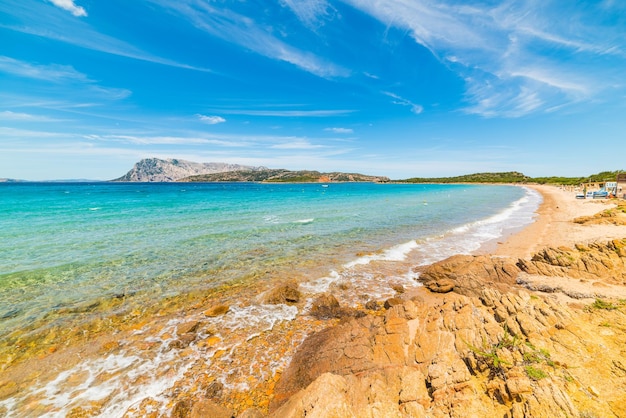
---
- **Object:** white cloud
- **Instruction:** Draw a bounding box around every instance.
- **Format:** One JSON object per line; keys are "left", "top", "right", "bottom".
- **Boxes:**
{"left": 1, "top": 1, "right": 211, "bottom": 73}
{"left": 0, "top": 56, "right": 131, "bottom": 101}
{"left": 215, "top": 108, "right": 354, "bottom": 117}
{"left": 0, "top": 56, "right": 90, "bottom": 82}
{"left": 150, "top": 0, "right": 349, "bottom": 78}
{"left": 0, "top": 111, "right": 64, "bottom": 122}
{"left": 196, "top": 114, "right": 226, "bottom": 125}
{"left": 342, "top": 0, "right": 625, "bottom": 117}
{"left": 49, "top": 0, "right": 87, "bottom": 17}
{"left": 382, "top": 91, "right": 423, "bottom": 115}
{"left": 280, "top": 0, "right": 334, "bottom": 29}
{"left": 271, "top": 139, "right": 324, "bottom": 149}
{"left": 325, "top": 127, "right": 353, "bottom": 134}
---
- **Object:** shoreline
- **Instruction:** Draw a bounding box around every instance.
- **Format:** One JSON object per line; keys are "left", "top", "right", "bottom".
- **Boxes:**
{"left": 3, "top": 184, "right": 626, "bottom": 417}
{"left": 493, "top": 184, "right": 626, "bottom": 259}
{"left": 267, "top": 185, "right": 626, "bottom": 417}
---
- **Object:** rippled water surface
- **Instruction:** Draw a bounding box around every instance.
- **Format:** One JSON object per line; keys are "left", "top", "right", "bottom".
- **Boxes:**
{"left": 0, "top": 182, "right": 541, "bottom": 416}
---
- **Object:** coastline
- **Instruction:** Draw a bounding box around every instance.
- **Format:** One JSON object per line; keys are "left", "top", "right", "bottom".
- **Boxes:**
{"left": 3, "top": 184, "right": 626, "bottom": 417}
{"left": 494, "top": 184, "right": 626, "bottom": 259}
{"left": 266, "top": 186, "right": 626, "bottom": 417}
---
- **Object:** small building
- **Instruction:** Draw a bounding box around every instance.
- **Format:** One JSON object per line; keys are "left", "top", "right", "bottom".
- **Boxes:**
{"left": 617, "top": 173, "right": 626, "bottom": 199}
{"left": 581, "top": 181, "right": 605, "bottom": 193}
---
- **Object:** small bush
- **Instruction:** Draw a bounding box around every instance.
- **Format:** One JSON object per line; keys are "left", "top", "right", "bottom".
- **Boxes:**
{"left": 525, "top": 366, "right": 548, "bottom": 380}
{"left": 592, "top": 299, "right": 618, "bottom": 310}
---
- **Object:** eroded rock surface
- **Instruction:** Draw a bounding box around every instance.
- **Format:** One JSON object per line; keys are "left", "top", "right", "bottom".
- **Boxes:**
{"left": 270, "top": 242, "right": 626, "bottom": 418}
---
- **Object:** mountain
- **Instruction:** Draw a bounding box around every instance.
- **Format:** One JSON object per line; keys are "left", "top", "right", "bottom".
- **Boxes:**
{"left": 112, "top": 158, "right": 267, "bottom": 182}
{"left": 180, "top": 169, "right": 390, "bottom": 183}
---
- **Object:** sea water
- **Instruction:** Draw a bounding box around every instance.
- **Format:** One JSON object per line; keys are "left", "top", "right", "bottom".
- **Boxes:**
{"left": 0, "top": 182, "right": 541, "bottom": 416}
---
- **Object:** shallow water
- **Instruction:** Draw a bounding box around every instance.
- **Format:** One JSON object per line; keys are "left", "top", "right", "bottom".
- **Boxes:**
{"left": 0, "top": 182, "right": 541, "bottom": 416}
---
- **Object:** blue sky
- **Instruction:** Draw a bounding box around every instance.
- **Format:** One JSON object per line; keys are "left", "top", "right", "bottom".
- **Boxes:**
{"left": 1, "top": 0, "right": 625, "bottom": 180}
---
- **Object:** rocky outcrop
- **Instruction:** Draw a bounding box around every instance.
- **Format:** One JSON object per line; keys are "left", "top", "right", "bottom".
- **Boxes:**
{"left": 112, "top": 158, "right": 265, "bottom": 182}
{"left": 573, "top": 201, "right": 626, "bottom": 225}
{"left": 271, "top": 288, "right": 584, "bottom": 418}
{"left": 269, "top": 242, "right": 626, "bottom": 418}
{"left": 418, "top": 254, "right": 520, "bottom": 296}
{"left": 517, "top": 239, "right": 626, "bottom": 284}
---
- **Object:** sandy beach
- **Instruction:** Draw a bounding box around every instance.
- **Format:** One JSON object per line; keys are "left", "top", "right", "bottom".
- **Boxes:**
{"left": 495, "top": 184, "right": 626, "bottom": 259}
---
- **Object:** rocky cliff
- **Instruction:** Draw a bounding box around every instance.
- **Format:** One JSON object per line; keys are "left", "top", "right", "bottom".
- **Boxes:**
{"left": 112, "top": 158, "right": 265, "bottom": 182}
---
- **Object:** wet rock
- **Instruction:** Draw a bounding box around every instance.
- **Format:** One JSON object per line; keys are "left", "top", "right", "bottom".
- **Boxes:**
{"left": 263, "top": 282, "right": 301, "bottom": 305}
{"left": 238, "top": 408, "right": 264, "bottom": 418}
{"left": 309, "top": 294, "right": 343, "bottom": 319}
{"left": 204, "top": 304, "right": 230, "bottom": 317}
{"left": 177, "top": 320, "right": 201, "bottom": 335}
{"left": 205, "top": 381, "right": 224, "bottom": 399}
{"left": 383, "top": 297, "right": 403, "bottom": 309}
{"left": 170, "top": 399, "right": 193, "bottom": 418}
{"left": 365, "top": 300, "right": 380, "bottom": 311}
{"left": 169, "top": 333, "right": 196, "bottom": 350}
{"left": 391, "top": 283, "right": 405, "bottom": 294}
{"left": 190, "top": 400, "right": 234, "bottom": 418}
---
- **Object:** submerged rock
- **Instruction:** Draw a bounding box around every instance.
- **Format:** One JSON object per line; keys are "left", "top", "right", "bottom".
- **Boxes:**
{"left": 204, "top": 304, "right": 230, "bottom": 317}
{"left": 263, "top": 282, "right": 301, "bottom": 305}
{"left": 309, "top": 293, "right": 343, "bottom": 319}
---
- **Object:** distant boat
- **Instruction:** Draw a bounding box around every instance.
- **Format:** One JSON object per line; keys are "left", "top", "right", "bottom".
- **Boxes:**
{"left": 321, "top": 184, "right": 329, "bottom": 188}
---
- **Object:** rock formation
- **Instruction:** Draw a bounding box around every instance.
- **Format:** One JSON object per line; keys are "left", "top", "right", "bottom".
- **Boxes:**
{"left": 112, "top": 158, "right": 265, "bottom": 182}
{"left": 267, "top": 241, "right": 626, "bottom": 418}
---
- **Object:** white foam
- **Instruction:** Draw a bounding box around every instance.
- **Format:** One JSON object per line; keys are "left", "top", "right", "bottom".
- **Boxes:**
{"left": 210, "top": 304, "right": 298, "bottom": 333}
{"left": 299, "top": 270, "right": 341, "bottom": 294}
{"left": 416, "top": 186, "right": 541, "bottom": 266}
{"left": 344, "top": 240, "right": 419, "bottom": 268}
{"left": 294, "top": 218, "right": 314, "bottom": 224}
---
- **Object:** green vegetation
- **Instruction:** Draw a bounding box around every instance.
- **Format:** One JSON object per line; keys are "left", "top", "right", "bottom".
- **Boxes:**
{"left": 466, "top": 326, "right": 557, "bottom": 381}
{"left": 591, "top": 298, "right": 618, "bottom": 310}
{"left": 525, "top": 365, "right": 548, "bottom": 380}
{"left": 400, "top": 171, "right": 530, "bottom": 184}
{"left": 397, "top": 170, "right": 624, "bottom": 185}
{"left": 181, "top": 169, "right": 389, "bottom": 183}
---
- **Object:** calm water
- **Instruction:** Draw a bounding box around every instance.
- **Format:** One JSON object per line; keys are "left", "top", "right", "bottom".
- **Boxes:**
{"left": 0, "top": 182, "right": 541, "bottom": 416}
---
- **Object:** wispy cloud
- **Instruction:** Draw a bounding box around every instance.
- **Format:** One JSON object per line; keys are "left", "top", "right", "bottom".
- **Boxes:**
{"left": 150, "top": 0, "right": 348, "bottom": 78}
{"left": 325, "top": 127, "right": 353, "bottom": 134}
{"left": 383, "top": 91, "right": 423, "bottom": 115}
{"left": 271, "top": 138, "right": 325, "bottom": 149}
{"left": 48, "top": 0, "right": 87, "bottom": 17}
{"left": 0, "top": 0, "right": 211, "bottom": 73}
{"left": 0, "top": 56, "right": 131, "bottom": 101}
{"left": 215, "top": 108, "right": 354, "bottom": 117}
{"left": 196, "top": 114, "right": 226, "bottom": 125}
{"left": 88, "top": 134, "right": 233, "bottom": 146}
{"left": 280, "top": 0, "right": 335, "bottom": 29}
{"left": 343, "top": 0, "right": 626, "bottom": 117}
{"left": 0, "top": 56, "right": 89, "bottom": 83}
{"left": 0, "top": 111, "right": 66, "bottom": 122}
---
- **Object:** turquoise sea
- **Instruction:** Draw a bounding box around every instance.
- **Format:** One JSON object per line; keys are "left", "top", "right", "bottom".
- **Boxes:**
{"left": 0, "top": 182, "right": 541, "bottom": 416}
